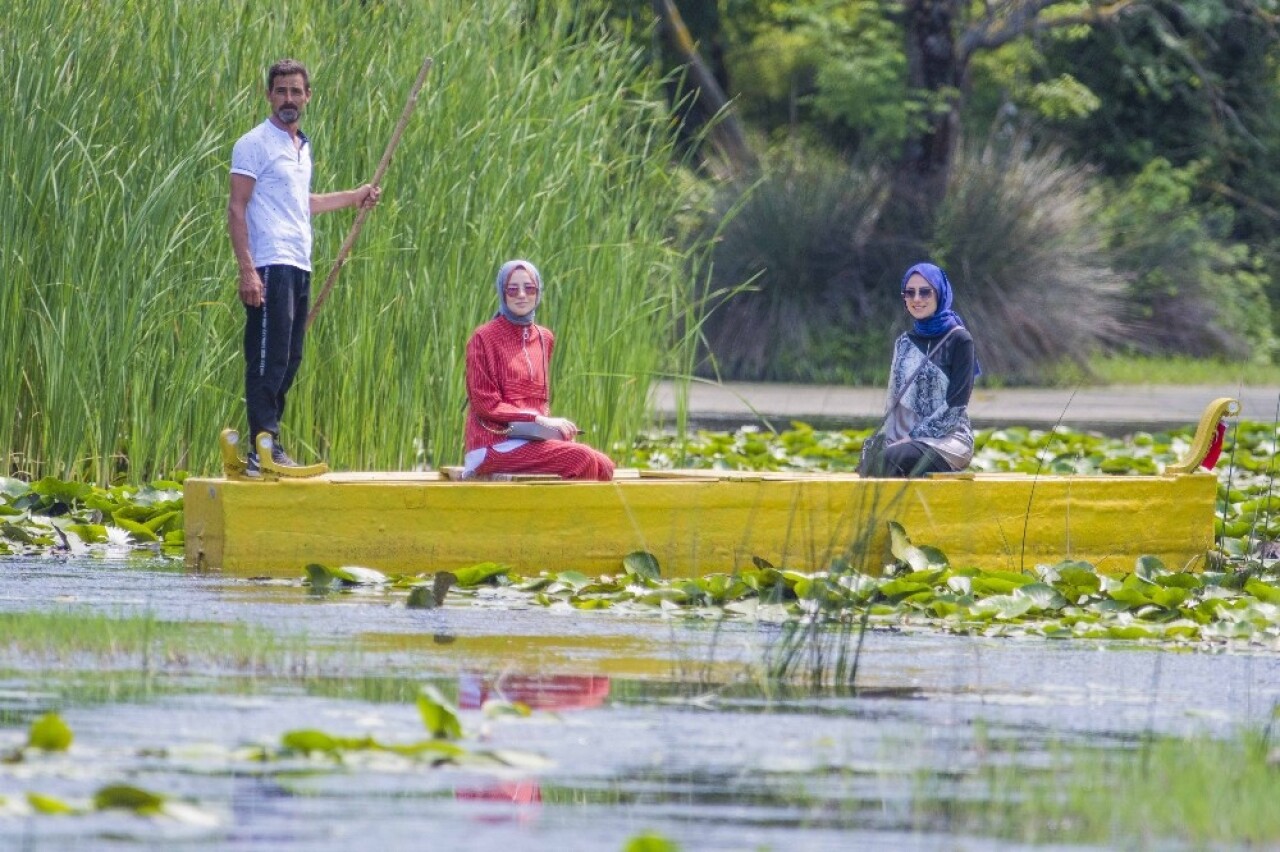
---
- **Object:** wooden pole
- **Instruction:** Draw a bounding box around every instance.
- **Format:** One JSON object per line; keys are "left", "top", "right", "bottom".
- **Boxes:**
{"left": 306, "top": 55, "right": 434, "bottom": 329}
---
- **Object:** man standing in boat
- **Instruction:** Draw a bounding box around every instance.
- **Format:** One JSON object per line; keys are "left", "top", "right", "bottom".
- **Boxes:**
{"left": 227, "top": 58, "right": 379, "bottom": 477}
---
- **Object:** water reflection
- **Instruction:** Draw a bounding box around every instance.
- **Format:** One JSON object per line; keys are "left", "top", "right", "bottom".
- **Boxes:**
{"left": 3, "top": 557, "right": 1280, "bottom": 850}
{"left": 457, "top": 673, "right": 611, "bottom": 712}
{"left": 453, "top": 674, "right": 611, "bottom": 811}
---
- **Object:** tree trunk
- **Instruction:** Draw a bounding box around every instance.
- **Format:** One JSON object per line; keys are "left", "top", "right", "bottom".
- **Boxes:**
{"left": 651, "top": 0, "right": 757, "bottom": 176}
{"left": 893, "top": 0, "right": 965, "bottom": 223}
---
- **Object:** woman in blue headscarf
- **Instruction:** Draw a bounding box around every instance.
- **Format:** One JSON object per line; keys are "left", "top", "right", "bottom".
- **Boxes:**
{"left": 860, "top": 262, "right": 979, "bottom": 478}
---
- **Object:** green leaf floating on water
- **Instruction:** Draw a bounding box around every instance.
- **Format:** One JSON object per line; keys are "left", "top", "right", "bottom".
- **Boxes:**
{"left": 281, "top": 728, "right": 467, "bottom": 761}
{"left": 281, "top": 730, "right": 382, "bottom": 753}
{"left": 1154, "top": 571, "right": 1202, "bottom": 589}
{"left": 0, "top": 477, "right": 31, "bottom": 500}
{"left": 93, "top": 784, "right": 165, "bottom": 814}
{"left": 973, "top": 593, "right": 1035, "bottom": 620}
{"left": 971, "top": 572, "right": 1036, "bottom": 596}
{"left": 1015, "top": 582, "right": 1069, "bottom": 612}
{"left": 29, "top": 476, "right": 91, "bottom": 506}
{"left": 1149, "top": 586, "right": 1191, "bottom": 609}
{"left": 451, "top": 561, "right": 510, "bottom": 587}
{"left": 878, "top": 577, "right": 934, "bottom": 600}
{"left": 1, "top": 522, "right": 38, "bottom": 544}
{"left": 417, "top": 685, "right": 463, "bottom": 740}
{"left": 334, "top": 565, "right": 387, "bottom": 584}
{"left": 304, "top": 564, "right": 333, "bottom": 589}
{"left": 622, "top": 550, "right": 662, "bottom": 581}
{"left": 63, "top": 523, "right": 107, "bottom": 544}
{"left": 1244, "top": 579, "right": 1280, "bottom": 605}
{"left": 547, "top": 570, "right": 593, "bottom": 593}
{"left": 304, "top": 563, "right": 388, "bottom": 587}
{"left": 1135, "top": 555, "right": 1166, "bottom": 582}
{"left": 282, "top": 729, "right": 340, "bottom": 754}
{"left": 624, "top": 832, "right": 681, "bottom": 852}
{"left": 888, "top": 521, "right": 945, "bottom": 572}
{"left": 27, "top": 713, "right": 73, "bottom": 751}
{"left": 143, "top": 510, "right": 180, "bottom": 535}
{"left": 1051, "top": 562, "right": 1102, "bottom": 600}
{"left": 112, "top": 517, "right": 158, "bottom": 543}
{"left": 27, "top": 792, "right": 76, "bottom": 815}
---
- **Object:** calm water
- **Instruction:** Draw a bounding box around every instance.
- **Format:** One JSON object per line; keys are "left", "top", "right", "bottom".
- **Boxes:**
{"left": 1, "top": 554, "right": 1277, "bottom": 850}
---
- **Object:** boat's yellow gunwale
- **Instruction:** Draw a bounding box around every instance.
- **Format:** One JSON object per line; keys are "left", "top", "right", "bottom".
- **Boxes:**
{"left": 184, "top": 469, "right": 1217, "bottom": 579}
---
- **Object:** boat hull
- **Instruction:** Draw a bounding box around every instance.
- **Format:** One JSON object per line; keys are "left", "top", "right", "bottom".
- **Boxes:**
{"left": 183, "top": 470, "right": 1218, "bottom": 577}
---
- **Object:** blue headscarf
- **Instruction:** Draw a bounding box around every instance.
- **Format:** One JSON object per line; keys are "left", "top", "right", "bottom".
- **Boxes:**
{"left": 901, "top": 261, "right": 981, "bottom": 376}
{"left": 495, "top": 259, "right": 542, "bottom": 326}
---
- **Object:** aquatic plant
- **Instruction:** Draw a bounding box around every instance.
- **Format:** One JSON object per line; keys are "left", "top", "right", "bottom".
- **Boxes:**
{"left": 924, "top": 725, "right": 1280, "bottom": 846}
{"left": 0, "top": 713, "right": 217, "bottom": 823}
{"left": 0, "top": 610, "right": 299, "bottom": 674}
{"left": 0, "top": 696, "right": 548, "bottom": 826}
{"left": 0, "top": 475, "right": 184, "bottom": 556}
{"left": 287, "top": 514, "right": 1280, "bottom": 662}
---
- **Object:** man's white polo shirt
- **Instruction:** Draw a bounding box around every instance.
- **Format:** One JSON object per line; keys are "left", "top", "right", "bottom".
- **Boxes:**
{"left": 230, "top": 119, "right": 313, "bottom": 271}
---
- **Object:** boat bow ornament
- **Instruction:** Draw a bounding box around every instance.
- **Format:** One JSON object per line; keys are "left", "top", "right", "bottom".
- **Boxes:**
{"left": 1165, "top": 397, "right": 1240, "bottom": 474}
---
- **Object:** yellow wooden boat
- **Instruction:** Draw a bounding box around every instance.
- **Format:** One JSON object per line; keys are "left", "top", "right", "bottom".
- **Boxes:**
{"left": 183, "top": 398, "right": 1237, "bottom": 578}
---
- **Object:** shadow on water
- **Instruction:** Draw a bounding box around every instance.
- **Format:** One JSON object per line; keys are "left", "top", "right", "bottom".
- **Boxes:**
{"left": 1, "top": 556, "right": 1278, "bottom": 850}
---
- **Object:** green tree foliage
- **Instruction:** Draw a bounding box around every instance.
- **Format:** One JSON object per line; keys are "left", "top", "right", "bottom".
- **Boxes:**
{"left": 1100, "top": 158, "right": 1276, "bottom": 361}
{"left": 722, "top": 0, "right": 927, "bottom": 157}
{"left": 676, "top": 0, "right": 1280, "bottom": 374}
{"left": 995, "top": 0, "right": 1280, "bottom": 348}
{"left": 1033, "top": 1, "right": 1277, "bottom": 177}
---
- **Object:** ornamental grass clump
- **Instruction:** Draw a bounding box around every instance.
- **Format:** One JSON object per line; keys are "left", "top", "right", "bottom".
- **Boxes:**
{"left": 697, "top": 151, "right": 891, "bottom": 382}
{"left": 695, "top": 137, "right": 1126, "bottom": 384}
{"left": 933, "top": 139, "right": 1124, "bottom": 383}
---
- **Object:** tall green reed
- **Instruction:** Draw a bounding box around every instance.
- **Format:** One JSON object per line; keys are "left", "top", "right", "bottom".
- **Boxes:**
{"left": 1, "top": 0, "right": 702, "bottom": 481}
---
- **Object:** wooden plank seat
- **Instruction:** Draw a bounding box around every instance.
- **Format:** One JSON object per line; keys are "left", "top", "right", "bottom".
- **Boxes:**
{"left": 440, "top": 466, "right": 562, "bottom": 482}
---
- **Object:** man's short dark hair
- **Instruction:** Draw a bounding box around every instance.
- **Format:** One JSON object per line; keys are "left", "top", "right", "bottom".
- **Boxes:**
{"left": 267, "top": 59, "right": 310, "bottom": 92}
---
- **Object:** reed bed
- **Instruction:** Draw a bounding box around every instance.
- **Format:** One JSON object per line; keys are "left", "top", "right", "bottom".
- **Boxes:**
{"left": 0, "top": 0, "right": 699, "bottom": 481}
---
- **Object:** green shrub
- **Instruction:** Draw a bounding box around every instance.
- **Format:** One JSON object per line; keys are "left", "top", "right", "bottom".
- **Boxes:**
{"left": 1100, "top": 157, "right": 1276, "bottom": 363}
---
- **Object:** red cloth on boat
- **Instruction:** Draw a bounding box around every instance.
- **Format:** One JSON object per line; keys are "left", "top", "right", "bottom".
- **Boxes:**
{"left": 464, "top": 316, "right": 614, "bottom": 481}
{"left": 1201, "top": 420, "right": 1227, "bottom": 470}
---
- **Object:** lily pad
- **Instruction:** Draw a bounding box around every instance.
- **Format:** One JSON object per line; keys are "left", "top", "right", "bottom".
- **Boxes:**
{"left": 417, "top": 685, "right": 463, "bottom": 740}
{"left": 304, "top": 563, "right": 387, "bottom": 587}
{"left": 451, "top": 562, "right": 510, "bottom": 587}
{"left": 93, "top": 784, "right": 165, "bottom": 814}
{"left": 27, "top": 713, "right": 73, "bottom": 751}
{"left": 622, "top": 550, "right": 661, "bottom": 581}
{"left": 27, "top": 792, "right": 76, "bottom": 815}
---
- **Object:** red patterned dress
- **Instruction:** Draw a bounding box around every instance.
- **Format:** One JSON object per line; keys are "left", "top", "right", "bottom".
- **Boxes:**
{"left": 463, "top": 316, "right": 614, "bottom": 481}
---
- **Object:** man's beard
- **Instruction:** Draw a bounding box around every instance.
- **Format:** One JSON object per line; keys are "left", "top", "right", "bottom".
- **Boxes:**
{"left": 277, "top": 105, "right": 300, "bottom": 124}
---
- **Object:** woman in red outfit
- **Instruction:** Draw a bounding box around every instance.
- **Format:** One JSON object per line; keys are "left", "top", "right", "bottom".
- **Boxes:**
{"left": 462, "top": 259, "right": 615, "bottom": 481}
